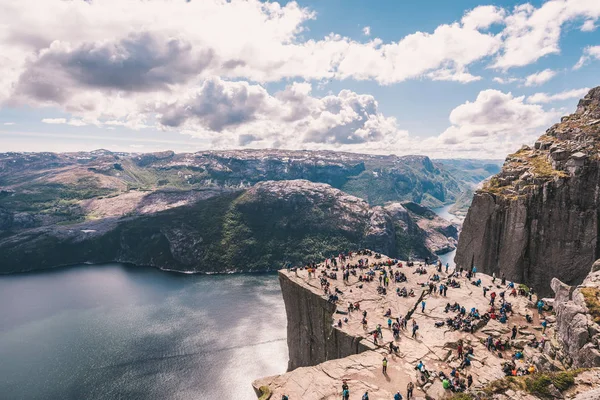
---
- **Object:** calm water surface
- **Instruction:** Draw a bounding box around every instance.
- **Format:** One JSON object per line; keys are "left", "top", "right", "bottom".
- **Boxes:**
{"left": 0, "top": 265, "right": 288, "bottom": 400}
{"left": 432, "top": 205, "right": 459, "bottom": 268}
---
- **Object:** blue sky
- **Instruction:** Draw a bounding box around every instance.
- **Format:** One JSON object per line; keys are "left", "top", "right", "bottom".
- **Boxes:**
{"left": 0, "top": 0, "right": 599, "bottom": 157}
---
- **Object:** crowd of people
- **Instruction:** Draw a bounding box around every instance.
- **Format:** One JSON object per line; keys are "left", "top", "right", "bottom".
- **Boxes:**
{"left": 281, "top": 250, "right": 550, "bottom": 399}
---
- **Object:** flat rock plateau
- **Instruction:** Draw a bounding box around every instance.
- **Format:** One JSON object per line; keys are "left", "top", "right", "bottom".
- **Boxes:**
{"left": 254, "top": 252, "right": 600, "bottom": 400}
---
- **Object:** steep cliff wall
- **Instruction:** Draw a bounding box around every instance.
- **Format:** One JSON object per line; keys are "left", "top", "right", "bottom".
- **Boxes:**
{"left": 279, "top": 271, "right": 374, "bottom": 371}
{"left": 456, "top": 87, "right": 600, "bottom": 296}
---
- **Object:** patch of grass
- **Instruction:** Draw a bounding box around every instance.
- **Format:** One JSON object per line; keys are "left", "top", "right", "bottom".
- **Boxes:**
{"left": 551, "top": 371, "right": 576, "bottom": 391}
{"left": 580, "top": 288, "right": 600, "bottom": 324}
{"left": 483, "top": 371, "right": 582, "bottom": 398}
{"left": 449, "top": 393, "right": 474, "bottom": 400}
{"left": 525, "top": 371, "right": 580, "bottom": 398}
{"left": 529, "top": 155, "right": 567, "bottom": 179}
{"left": 525, "top": 374, "right": 553, "bottom": 397}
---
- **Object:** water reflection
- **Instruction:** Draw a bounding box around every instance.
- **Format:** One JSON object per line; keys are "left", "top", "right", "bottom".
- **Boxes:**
{"left": 0, "top": 265, "right": 288, "bottom": 400}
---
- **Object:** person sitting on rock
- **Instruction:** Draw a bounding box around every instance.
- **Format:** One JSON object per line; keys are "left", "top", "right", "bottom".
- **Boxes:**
{"left": 362, "top": 391, "right": 369, "bottom": 400}
{"left": 281, "top": 395, "right": 289, "bottom": 400}
{"left": 394, "top": 391, "right": 403, "bottom": 400}
{"left": 442, "top": 378, "right": 450, "bottom": 390}
{"left": 525, "top": 313, "right": 533, "bottom": 323}
{"left": 384, "top": 308, "right": 392, "bottom": 317}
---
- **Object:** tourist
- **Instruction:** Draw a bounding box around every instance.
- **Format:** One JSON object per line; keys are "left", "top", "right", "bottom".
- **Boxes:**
{"left": 362, "top": 392, "right": 369, "bottom": 400}
{"left": 382, "top": 357, "right": 388, "bottom": 374}
{"left": 421, "top": 300, "right": 426, "bottom": 313}
{"left": 537, "top": 299, "right": 544, "bottom": 315}
{"left": 472, "top": 266, "right": 477, "bottom": 277}
{"left": 407, "top": 381, "right": 414, "bottom": 399}
{"left": 394, "top": 391, "right": 403, "bottom": 400}
{"left": 282, "top": 395, "right": 289, "bottom": 400}
{"left": 342, "top": 381, "right": 349, "bottom": 400}
{"left": 467, "top": 374, "right": 473, "bottom": 388}
{"left": 511, "top": 325, "right": 517, "bottom": 340}
{"left": 412, "top": 321, "right": 419, "bottom": 339}
{"left": 442, "top": 378, "right": 450, "bottom": 390}
{"left": 541, "top": 319, "right": 547, "bottom": 334}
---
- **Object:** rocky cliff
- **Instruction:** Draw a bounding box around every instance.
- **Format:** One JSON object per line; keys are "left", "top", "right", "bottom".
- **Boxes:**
{"left": 456, "top": 87, "right": 600, "bottom": 296}
{"left": 279, "top": 271, "right": 376, "bottom": 371}
{"left": 551, "top": 259, "right": 600, "bottom": 368}
{"left": 0, "top": 180, "right": 453, "bottom": 274}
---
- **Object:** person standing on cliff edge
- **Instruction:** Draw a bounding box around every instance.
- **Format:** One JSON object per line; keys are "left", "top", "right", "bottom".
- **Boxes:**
{"left": 407, "top": 381, "right": 414, "bottom": 398}
{"left": 382, "top": 356, "right": 388, "bottom": 374}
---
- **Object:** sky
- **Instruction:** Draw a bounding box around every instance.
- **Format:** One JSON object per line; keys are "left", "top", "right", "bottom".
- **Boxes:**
{"left": 0, "top": 0, "right": 598, "bottom": 158}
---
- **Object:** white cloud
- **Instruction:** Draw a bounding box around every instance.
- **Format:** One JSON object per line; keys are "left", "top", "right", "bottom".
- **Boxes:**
{"left": 363, "top": 26, "right": 371, "bottom": 36}
{"left": 156, "top": 77, "right": 406, "bottom": 149}
{"left": 42, "top": 118, "right": 67, "bottom": 124}
{"left": 3, "top": 122, "right": 15, "bottom": 125}
{"left": 581, "top": 19, "right": 597, "bottom": 32}
{"left": 526, "top": 87, "right": 590, "bottom": 104}
{"left": 524, "top": 69, "right": 556, "bottom": 86}
{"left": 492, "top": 76, "right": 520, "bottom": 84}
{"left": 0, "top": 0, "right": 507, "bottom": 109}
{"left": 437, "top": 89, "right": 560, "bottom": 155}
{"left": 461, "top": 5, "right": 505, "bottom": 30}
{"left": 493, "top": 0, "right": 600, "bottom": 69}
{"left": 573, "top": 45, "right": 600, "bottom": 69}
{"left": 67, "top": 119, "right": 88, "bottom": 127}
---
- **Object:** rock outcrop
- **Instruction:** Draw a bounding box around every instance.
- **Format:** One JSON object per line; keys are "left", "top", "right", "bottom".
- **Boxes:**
{"left": 551, "top": 260, "right": 600, "bottom": 368}
{"left": 456, "top": 87, "right": 600, "bottom": 296}
{"left": 256, "top": 252, "right": 553, "bottom": 399}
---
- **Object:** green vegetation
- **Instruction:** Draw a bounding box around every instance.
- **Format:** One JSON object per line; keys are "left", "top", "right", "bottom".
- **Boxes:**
{"left": 481, "top": 370, "right": 583, "bottom": 398}
{"left": 525, "top": 374, "right": 553, "bottom": 397}
{"left": 580, "top": 287, "right": 600, "bottom": 324}
{"left": 519, "top": 283, "right": 530, "bottom": 295}
{"left": 449, "top": 393, "right": 474, "bottom": 400}
{"left": 529, "top": 155, "right": 567, "bottom": 179}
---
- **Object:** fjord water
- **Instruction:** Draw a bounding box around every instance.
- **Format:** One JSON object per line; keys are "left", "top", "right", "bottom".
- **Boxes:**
{"left": 0, "top": 265, "right": 288, "bottom": 400}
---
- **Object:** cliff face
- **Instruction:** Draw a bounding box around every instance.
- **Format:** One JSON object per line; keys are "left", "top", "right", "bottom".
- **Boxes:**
{"left": 456, "top": 87, "right": 600, "bottom": 296}
{"left": 279, "top": 272, "right": 374, "bottom": 370}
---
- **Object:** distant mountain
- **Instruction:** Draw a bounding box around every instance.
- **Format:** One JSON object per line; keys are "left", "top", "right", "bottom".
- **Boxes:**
{"left": 434, "top": 159, "right": 504, "bottom": 216}
{"left": 0, "top": 149, "right": 492, "bottom": 273}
